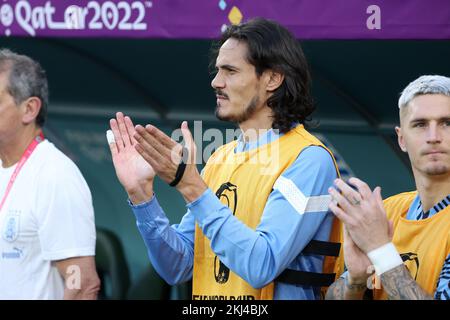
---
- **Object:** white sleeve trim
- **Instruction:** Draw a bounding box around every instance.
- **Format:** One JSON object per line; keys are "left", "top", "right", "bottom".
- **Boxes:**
{"left": 42, "top": 247, "right": 96, "bottom": 261}
{"left": 273, "top": 176, "right": 331, "bottom": 214}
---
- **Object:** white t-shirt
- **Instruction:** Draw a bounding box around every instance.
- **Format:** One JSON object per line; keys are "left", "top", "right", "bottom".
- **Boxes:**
{"left": 0, "top": 140, "right": 96, "bottom": 299}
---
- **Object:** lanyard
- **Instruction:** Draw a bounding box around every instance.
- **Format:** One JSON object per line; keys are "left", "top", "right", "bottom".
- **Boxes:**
{"left": 0, "top": 132, "right": 45, "bottom": 212}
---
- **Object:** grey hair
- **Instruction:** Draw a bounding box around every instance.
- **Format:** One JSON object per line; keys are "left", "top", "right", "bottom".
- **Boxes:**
{"left": 398, "top": 75, "right": 450, "bottom": 109}
{"left": 0, "top": 48, "right": 48, "bottom": 127}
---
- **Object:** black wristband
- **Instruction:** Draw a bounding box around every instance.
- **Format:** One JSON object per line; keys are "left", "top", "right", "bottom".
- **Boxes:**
{"left": 169, "top": 147, "right": 188, "bottom": 187}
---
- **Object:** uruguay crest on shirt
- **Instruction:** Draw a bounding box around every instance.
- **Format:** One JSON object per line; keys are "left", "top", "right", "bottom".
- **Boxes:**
{"left": 3, "top": 210, "right": 20, "bottom": 242}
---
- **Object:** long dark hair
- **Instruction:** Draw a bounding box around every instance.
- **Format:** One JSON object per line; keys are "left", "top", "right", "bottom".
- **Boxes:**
{"left": 210, "top": 18, "right": 315, "bottom": 133}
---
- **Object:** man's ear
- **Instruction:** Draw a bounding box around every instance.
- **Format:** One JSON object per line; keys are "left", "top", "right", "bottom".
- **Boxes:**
{"left": 395, "top": 126, "right": 407, "bottom": 152}
{"left": 265, "top": 70, "right": 284, "bottom": 92}
{"left": 21, "top": 97, "right": 42, "bottom": 125}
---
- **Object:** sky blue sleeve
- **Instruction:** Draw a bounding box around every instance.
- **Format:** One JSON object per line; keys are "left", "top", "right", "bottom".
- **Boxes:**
{"left": 130, "top": 195, "right": 195, "bottom": 285}
{"left": 188, "top": 146, "right": 337, "bottom": 288}
{"left": 434, "top": 254, "right": 450, "bottom": 300}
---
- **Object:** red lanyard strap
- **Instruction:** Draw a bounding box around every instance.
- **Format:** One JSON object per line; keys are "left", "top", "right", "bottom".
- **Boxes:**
{"left": 0, "top": 132, "right": 44, "bottom": 212}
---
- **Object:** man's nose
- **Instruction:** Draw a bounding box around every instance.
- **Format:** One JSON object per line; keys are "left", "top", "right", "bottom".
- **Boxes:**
{"left": 426, "top": 123, "right": 442, "bottom": 144}
{"left": 211, "top": 72, "right": 224, "bottom": 89}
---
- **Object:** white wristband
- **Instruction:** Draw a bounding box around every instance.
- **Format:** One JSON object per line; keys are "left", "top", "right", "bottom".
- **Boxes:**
{"left": 367, "top": 242, "right": 403, "bottom": 276}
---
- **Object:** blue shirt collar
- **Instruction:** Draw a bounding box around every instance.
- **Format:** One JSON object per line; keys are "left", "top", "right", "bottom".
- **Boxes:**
{"left": 234, "top": 123, "right": 299, "bottom": 153}
{"left": 406, "top": 193, "right": 450, "bottom": 220}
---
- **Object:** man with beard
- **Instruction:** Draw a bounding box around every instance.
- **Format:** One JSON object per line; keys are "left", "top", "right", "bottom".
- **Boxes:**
{"left": 326, "top": 75, "right": 450, "bottom": 300}
{"left": 107, "top": 18, "right": 342, "bottom": 300}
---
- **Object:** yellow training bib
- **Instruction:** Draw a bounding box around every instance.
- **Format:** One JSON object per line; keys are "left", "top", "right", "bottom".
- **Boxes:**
{"left": 192, "top": 125, "right": 342, "bottom": 300}
{"left": 374, "top": 192, "right": 450, "bottom": 299}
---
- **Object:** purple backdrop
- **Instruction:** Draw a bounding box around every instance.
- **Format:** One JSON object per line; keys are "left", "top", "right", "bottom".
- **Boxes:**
{"left": 0, "top": 0, "right": 449, "bottom": 39}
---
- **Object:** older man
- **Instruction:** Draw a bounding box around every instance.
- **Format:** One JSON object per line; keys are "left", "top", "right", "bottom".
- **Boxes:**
{"left": 0, "top": 49, "right": 99, "bottom": 299}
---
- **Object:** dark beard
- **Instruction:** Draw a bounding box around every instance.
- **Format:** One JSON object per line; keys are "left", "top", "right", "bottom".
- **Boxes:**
{"left": 424, "top": 164, "right": 449, "bottom": 176}
{"left": 215, "top": 95, "right": 260, "bottom": 124}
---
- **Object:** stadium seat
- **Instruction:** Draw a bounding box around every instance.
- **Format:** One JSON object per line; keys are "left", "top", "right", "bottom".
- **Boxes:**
{"left": 95, "top": 228, "right": 131, "bottom": 299}
{"left": 126, "top": 266, "right": 171, "bottom": 300}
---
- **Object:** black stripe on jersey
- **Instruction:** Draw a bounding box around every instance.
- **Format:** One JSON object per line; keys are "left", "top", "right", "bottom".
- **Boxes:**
{"left": 417, "top": 194, "right": 450, "bottom": 220}
{"left": 440, "top": 268, "right": 450, "bottom": 276}
{"left": 443, "top": 290, "right": 450, "bottom": 300}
